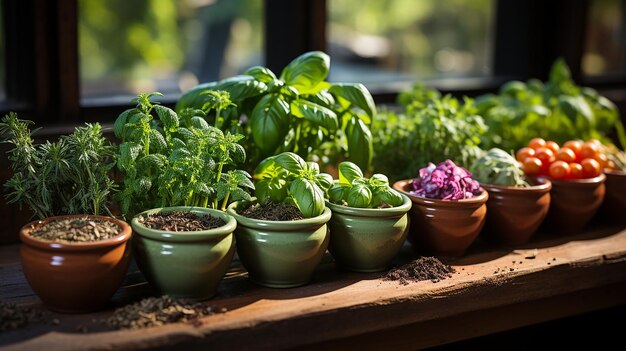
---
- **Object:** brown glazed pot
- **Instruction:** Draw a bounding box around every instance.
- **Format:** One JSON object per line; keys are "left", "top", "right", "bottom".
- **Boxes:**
{"left": 602, "top": 169, "right": 626, "bottom": 224}
{"left": 543, "top": 174, "right": 606, "bottom": 235}
{"left": 393, "top": 179, "right": 488, "bottom": 257}
{"left": 481, "top": 179, "right": 552, "bottom": 245}
{"left": 19, "top": 214, "right": 132, "bottom": 313}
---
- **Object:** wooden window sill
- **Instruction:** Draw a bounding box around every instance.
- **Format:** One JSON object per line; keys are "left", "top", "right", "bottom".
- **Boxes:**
{"left": 1, "top": 224, "right": 625, "bottom": 350}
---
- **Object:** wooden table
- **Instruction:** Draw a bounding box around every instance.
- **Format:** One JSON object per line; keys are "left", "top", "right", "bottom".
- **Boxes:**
{"left": 1, "top": 224, "right": 626, "bottom": 351}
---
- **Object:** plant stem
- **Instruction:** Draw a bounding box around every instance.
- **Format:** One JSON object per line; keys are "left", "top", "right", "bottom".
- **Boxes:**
{"left": 213, "top": 162, "right": 225, "bottom": 208}
{"left": 293, "top": 123, "right": 302, "bottom": 153}
{"left": 220, "top": 192, "right": 230, "bottom": 211}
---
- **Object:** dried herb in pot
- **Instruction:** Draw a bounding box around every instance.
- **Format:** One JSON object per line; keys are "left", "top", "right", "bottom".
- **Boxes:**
{"left": 29, "top": 217, "right": 121, "bottom": 243}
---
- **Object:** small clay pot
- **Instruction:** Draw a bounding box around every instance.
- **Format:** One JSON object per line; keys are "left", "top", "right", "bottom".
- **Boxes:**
{"left": 131, "top": 207, "right": 237, "bottom": 300}
{"left": 392, "top": 179, "right": 488, "bottom": 257}
{"left": 602, "top": 169, "right": 626, "bottom": 224}
{"left": 481, "top": 178, "right": 552, "bottom": 245}
{"left": 543, "top": 174, "right": 606, "bottom": 234}
{"left": 227, "top": 202, "right": 331, "bottom": 288}
{"left": 326, "top": 194, "right": 411, "bottom": 272}
{"left": 19, "top": 215, "right": 132, "bottom": 313}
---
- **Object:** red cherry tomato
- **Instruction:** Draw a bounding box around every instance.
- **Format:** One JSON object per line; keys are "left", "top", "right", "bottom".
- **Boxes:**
{"left": 580, "top": 141, "right": 600, "bottom": 160}
{"left": 549, "top": 161, "right": 570, "bottom": 180}
{"left": 545, "top": 141, "right": 560, "bottom": 154}
{"left": 535, "top": 147, "right": 556, "bottom": 165}
{"left": 580, "top": 158, "right": 601, "bottom": 178}
{"left": 528, "top": 138, "right": 547, "bottom": 150}
{"left": 516, "top": 147, "right": 536, "bottom": 162}
{"left": 592, "top": 152, "right": 608, "bottom": 169}
{"left": 556, "top": 148, "right": 577, "bottom": 163}
{"left": 563, "top": 140, "right": 583, "bottom": 157}
{"left": 522, "top": 157, "right": 543, "bottom": 176}
{"left": 569, "top": 162, "right": 583, "bottom": 179}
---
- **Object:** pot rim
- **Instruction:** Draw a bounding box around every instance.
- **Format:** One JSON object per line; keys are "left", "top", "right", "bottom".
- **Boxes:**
{"left": 538, "top": 173, "right": 606, "bottom": 187}
{"left": 480, "top": 177, "right": 552, "bottom": 193}
{"left": 131, "top": 206, "right": 237, "bottom": 242}
{"left": 19, "top": 214, "right": 132, "bottom": 251}
{"left": 326, "top": 193, "right": 412, "bottom": 217}
{"left": 226, "top": 202, "right": 331, "bottom": 231}
{"left": 392, "top": 179, "right": 489, "bottom": 206}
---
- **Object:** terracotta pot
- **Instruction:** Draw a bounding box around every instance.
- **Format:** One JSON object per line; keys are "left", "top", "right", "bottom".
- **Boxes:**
{"left": 326, "top": 194, "right": 411, "bottom": 272}
{"left": 392, "top": 179, "right": 488, "bottom": 257}
{"left": 481, "top": 179, "right": 552, "bottom": 245}
{"left": 543, "top": 174, "right": 606, "bottom": 234}
{"left": 19, "top": 214, "right": 132, "bottom": 313}
{"left": 131, "top": 207, "right": 237, "bottom": 300}
{"left": 227, "top": 202, "right": 331, "bottom": 288}
{"left": 602, "top": 169, "right": 626, "bottom": 223}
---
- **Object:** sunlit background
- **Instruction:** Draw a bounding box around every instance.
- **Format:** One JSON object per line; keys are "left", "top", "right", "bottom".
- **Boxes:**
{"left": 0, "top": 0, "right": 624, "bottom": 101}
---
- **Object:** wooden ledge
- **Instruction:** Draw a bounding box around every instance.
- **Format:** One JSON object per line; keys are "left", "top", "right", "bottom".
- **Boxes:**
{"left": 1, "top": 225, "right": 626, "bottom": 350}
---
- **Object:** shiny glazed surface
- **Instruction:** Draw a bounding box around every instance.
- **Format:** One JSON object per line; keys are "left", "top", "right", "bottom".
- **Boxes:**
{"left": 227, "top": 203, "right": 331, "bottom": 288}
{"left": 19, "top": 214, "right": 132, "bottom": 313}
{"left": 393, "top": 179, "right": 488, "bottom": 257}
{"left": 543, "top": 174, "right": 606, "bottom": 234}
{"left": 481, "top": 179, "right": 552, "bottom": 245}
{"left": 326, "top": 194, "right": 411, "bottom": 272}
{"left": 131, "top": 207, "right": 236, "bottom": 300}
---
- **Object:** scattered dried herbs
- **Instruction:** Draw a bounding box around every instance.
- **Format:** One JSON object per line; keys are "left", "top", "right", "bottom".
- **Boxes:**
{"left": 241, "top": 202, "right": 304, "bottom": 221}
{"left": 384, "top": 257, "right": 455, "bottom": 285}
{"left": 0, "top": 301, "right": 48, "bottom": 332}
{"left": 29, "top": 217, "right": 120, "bottom": 243}
{"left": 138, "top": 211, "right": 225, "bottom": 231}
{"left": 106, "top": 296, "right": 221, "bottom": 330}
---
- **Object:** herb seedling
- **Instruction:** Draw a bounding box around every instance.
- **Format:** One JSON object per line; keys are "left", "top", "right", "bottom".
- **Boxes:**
{"left": 328, "top": 162, "right": 403, "bottom": 208}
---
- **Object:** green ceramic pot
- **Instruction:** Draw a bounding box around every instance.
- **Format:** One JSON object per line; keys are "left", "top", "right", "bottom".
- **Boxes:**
{"left": 326, "top": 194, "right": 411, "bottom": 272}
{"left": 131, "top": 206, "right": 236, "bottom": 300}
{"left": 226, "top": 202, "right": 331, "bottom": 288}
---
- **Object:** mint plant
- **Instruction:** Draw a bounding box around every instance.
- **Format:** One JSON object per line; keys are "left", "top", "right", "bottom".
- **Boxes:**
{"left": 253, "top": 152, "right": 333, "bottom": 218}
{"left": 328, "top": 162, "right": 403, "bottom": 208}
{"left": 114, "top": 92, "right": 253, "bottom": 217}
{"left": 0, "top": 113, "right": 117, "bottom": 218}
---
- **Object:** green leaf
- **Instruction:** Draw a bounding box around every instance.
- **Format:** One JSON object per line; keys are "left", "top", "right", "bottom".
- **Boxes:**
{"left": 154, "top": 105, "right": 180, "bottom": 133}
{"left": 280, "top": 51, "right": 330, "bottom": 94}
{"left": 306, "top": 161, "right": 320, "bottom": 174}
{"left": 315, "top": 173, "right": 333, "bottom": 192}
{"left": 328, "top": 183, "right": 349, "bottom": 203}
{"left": 377, "top": 188, "right": 403, "bottom": 207}
{"left": 250, "top": 94, "right": 290, "bottom": 155}
{"left": 274, "top": 152, "right": 306, "bottom": 173}
{"left": 114, "top": 109, "right": 140, "bottom": 139}
{"left": 290, "top": 178, "right": 325, "bottom": 217}
{"left": 346, "top": 184, "right": 372, "bottom": 208}
{"left": 549, "top": 58, "right": 572, "bottom": 84}
{"left": 338, "top": 161, "right": 363, "bottom": 184}
{"left": 190, "top": 116, "right": 210, "bottom": 130}
{"left": 255, "top": 178, "right": 287, "bottom": 205}
{"left": 253, "top": 156, "right": 277, "bottom": 179}
{"left": 291, "top": 100, "right": 338, "bottom": 132}
{"left": 231, "top": 143, "right": 246, "bottom": 164}
{"left": 244, "top": 66, "right": 277, "bottom": 83}
{"left": 176, "top": 76, "right": 267, "bottom": 112}
{"left": 149, "top": 129, "right": 167, "bottom": 152}
{"left": 305, "top": 90, "right": 335, "bottom": 107}
{"left": 345, "top": 116, "right": 373, "bottom": 171}
{"left": 329, "top": 83, "right": 376, "bottom": 123}
{"left": 369, "top": 173, "right": 389, "bottom": 187}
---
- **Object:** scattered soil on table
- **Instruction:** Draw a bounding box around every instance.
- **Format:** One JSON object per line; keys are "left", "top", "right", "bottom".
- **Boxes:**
{"left": 241, "top": 202, "right": 304, "bottom": 221}
{"left": 0, "top": 301, "right": 49, "bottom": 331}
{"left": 29, "top": 217, "right": 120, "bottom": 243}
{"left": 106, "top": 296, "right": 224, "bottom": 330}
{"left": 384, "top": 257, "right": 455, "bottom": 285}
{"left": 138, "top": 211, "right": 225, "bottom": 231}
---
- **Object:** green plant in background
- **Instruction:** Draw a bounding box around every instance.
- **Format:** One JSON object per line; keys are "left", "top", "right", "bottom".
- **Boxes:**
{"left": 476, "top": 59, "right": 626, "bottom": 151}
{"left": 372, "top": 85, "right": 486, "bottom": 181}
{"left": 470, "top": 148, "right": 528, "bottom": 187}
{"left": 176, "top": 51, "right": 376, "bottom": 171}
{"left": 328, "top": 162, "right": 403, "bottom": 208}
{"left": 253, "top": 152, "right": 333, "bottom": 218}
{"left": 0, "top": 113, "right": 117, "bottom": 219}
{"left": 114, "top": 92, "right": 253, "bottom": 217}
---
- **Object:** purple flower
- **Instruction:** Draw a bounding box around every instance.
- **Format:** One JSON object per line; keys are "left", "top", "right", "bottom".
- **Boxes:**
{"left": 409, "top": 160, "right": 481, "bottom": 200}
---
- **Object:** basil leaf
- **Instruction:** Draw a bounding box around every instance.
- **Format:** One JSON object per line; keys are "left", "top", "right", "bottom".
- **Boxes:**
{"left": 338, "top": 161, "right": 363, "bottom": 184}
{"left": 346, "top": 184, "right": 372, "bottom": 208}
{"left": 346, "top": 115, "right": 373, "bottom": 171}
{"left": 243, "top": 66, "right": 277, "bottom": 83}
{"left": 280, "top": 51, "right": 330, "bottom": 95}
{"left": 328, "top": 183, "right": 349, "bottom": 203}
{"left": 315, "top": 173, "right": 334, "bottom": 193}
{"left": 250, "top": 94, "right": 290, "bottom": 155}
{"left": 329, "top": 83, "right": 376, "bottom": 123}
{"left": 274, "top": 152, "right": 306, "bottom": 174}
{"left": 290, "top": 178, "right": 325, "bottom": 218}
{"left": 291, "top": 100, "right": 338, "bottom": 132}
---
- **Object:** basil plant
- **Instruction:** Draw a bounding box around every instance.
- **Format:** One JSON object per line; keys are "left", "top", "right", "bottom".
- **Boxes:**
{"left": 328, "top": 162, "right": 403, "bottom": 208}
{"left": 253, "top": 152, "right": 333, "bottom": 218}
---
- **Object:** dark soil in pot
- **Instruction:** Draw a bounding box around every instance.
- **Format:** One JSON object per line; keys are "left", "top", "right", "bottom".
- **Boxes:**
{"left": 28, "top": 217, "right": 121, "bottom": 243}
{"left": 136, "top": 211, "right": 225, "bottom": 231}
{"left": 240, "top": 202, "right": 304, "bottom": 221}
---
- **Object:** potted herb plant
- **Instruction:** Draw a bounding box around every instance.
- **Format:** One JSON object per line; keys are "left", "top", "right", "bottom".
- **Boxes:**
{"left": 470, "top": 148, "right": 551, "bottom": 245}
{"left": 326, "top": 162, "right": 411, "bottom": 272}
{"left": 1, "top": 113, "right": 131, "bottom": 313}
{"left": 115, "top": 93, "right": 253, "bottom": 299}
{"left": 227, "top": 152, "right": 333, "bottom": 288}
{"left": 393, "top": 160, "right": 488, "bottom": 257}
